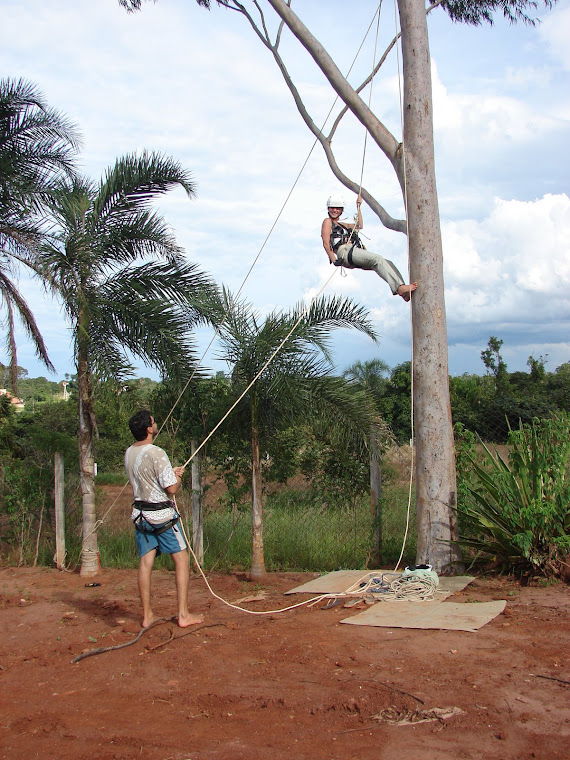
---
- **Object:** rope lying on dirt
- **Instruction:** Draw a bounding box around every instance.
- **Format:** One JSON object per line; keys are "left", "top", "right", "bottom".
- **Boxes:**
{"left": 312, "top": 571, "right": 438, "bottom": 608}
{"left": 71, "top": 619, "right": 223, "bottom": 664}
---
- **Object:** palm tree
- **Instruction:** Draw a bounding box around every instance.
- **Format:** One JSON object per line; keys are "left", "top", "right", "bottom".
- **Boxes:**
{"left": 344, "top": 358, "right": 393, "bottom": 566}
{"left": 0, "top": 77, "right": 80, "bottom": 392}
{"left": 213, "top": 289, "right": 379, "bottom": 579}
{"left": 344, "top": 358, "right": 390, "bottom": 398}
{"left": 36, "top": 151, "right": 216, "bottom": 575}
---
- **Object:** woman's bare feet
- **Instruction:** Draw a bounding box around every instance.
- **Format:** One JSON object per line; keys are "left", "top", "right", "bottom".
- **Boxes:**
{"left": 397, "top": 283, "right": 417, "bottom": 302}
{"left": 177, "top": 613, "right": 204, "bottom": 629}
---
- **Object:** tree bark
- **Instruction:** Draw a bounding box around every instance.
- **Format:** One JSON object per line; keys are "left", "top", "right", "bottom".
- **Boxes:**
{"left": 250, "top": 412, "right": 266, "bottom": 581}
{"left": 398, "top": 0, "right": 462, "bottom": 574}
{"left": 78, "top": 351, "right": 99, "bottom": 576}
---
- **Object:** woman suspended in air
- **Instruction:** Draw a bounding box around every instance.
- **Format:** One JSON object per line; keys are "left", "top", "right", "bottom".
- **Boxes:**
{"left": 321, "top": 194, "right": 417, "bottom": 302}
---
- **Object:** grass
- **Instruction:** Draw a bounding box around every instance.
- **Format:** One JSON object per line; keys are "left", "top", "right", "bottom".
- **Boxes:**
{"left": 1, "top": 481, "right": 417, "bottom": 573}
{"left": 96, "top": 472, "right": 129, "bottom": 486}
{"left": 194, "top": 484, "right": 414, "bottom": 573}
{"left": 90, "top": 484, "right": 416, "bottom": 572}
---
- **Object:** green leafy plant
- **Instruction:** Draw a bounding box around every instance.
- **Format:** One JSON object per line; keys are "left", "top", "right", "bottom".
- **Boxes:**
{"left": 458, "top": 413, "right": 570, "bottom": 577}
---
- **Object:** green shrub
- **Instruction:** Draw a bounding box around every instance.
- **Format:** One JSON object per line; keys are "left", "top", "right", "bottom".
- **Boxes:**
{"left": 457, "top": 413, "right": 570, "bottom": 577}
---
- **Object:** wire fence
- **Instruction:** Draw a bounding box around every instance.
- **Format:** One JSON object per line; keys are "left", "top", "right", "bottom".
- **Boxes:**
{"left": 0, "top": 447, "right": 417, "bottom": 572}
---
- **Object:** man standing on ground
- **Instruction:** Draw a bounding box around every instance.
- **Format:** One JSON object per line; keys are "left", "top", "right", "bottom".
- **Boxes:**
{"left": 125, "top": 409, "right": 203, "bottom": 629}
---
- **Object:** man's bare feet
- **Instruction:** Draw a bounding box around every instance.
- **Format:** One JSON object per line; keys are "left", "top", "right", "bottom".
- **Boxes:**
{"left": 177, "top": 613, "right": 204, "bottom": 629}
{"left": 397, "top": 283, "right": 417, "bottom": 302}
{"left": 141, "top": 615, "right": 157, "bottom": 628}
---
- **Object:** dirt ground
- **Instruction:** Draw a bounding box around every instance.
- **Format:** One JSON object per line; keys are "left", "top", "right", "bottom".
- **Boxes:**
{"left": 0, "top": 566, "right": 568, "bottom": 760}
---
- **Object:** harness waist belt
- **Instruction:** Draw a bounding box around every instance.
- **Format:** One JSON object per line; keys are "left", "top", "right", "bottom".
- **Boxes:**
{"left": 133, "top": 500, "right": 173, "bottom": 512}
{"left": 134, "top": 513, "right": 180, "bottom": 538}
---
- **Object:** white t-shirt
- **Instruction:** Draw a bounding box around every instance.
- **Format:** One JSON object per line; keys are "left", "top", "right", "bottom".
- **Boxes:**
{"left": 124, "top": 443, "right": 178, "bottom": 524}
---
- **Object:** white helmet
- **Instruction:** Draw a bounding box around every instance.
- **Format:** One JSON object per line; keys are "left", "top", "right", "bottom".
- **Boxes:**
{"left": 327, "top": 195, "right": 345, "bottom": 209}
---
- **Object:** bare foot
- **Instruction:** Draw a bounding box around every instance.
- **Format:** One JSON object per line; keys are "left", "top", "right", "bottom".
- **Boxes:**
{"left": 177, "top": 613, "right": 204, "bottom": 629}
{"left": 397, "top": 283, "right": 417, "bottom": 302}
{"left": 141, "top": 615, "right": 156, "bottom": 628}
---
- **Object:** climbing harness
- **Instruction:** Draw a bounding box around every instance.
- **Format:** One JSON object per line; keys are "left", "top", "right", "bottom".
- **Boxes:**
{"left": 330, "top": 221, "right": 363, "bottom": 257}
{"left": 131, "top": 500, "right": 180, "bottom": 539}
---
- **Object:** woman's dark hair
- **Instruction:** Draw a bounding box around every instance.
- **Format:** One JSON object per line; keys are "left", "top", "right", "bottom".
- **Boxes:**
{"left": 129, "top": 409, "right": 153, "bottom": 441}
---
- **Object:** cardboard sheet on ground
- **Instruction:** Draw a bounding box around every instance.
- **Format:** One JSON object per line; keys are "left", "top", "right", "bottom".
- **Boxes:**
{"left": 286, "top": 570, "right": 475, "bottom": 600}
{"left": 286, "top": 571, "right": 505, "bottom": 632}
{"left": 341, "top": 599, "right": 506, "bottom": 632}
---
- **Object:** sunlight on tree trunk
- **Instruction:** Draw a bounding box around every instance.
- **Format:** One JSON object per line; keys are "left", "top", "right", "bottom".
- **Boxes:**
{"left": 399, "top": 0, "right": 462, "bottom": 573}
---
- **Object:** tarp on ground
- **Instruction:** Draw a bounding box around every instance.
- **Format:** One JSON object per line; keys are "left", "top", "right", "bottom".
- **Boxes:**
{"left": 341, "top": 599, "right": 507, "bottom": 632}
{"left": 285, "top": 570, "right": 475, "bottom": 601}
{"left": 286, "top": 571, "right": 506, "bottom": 632}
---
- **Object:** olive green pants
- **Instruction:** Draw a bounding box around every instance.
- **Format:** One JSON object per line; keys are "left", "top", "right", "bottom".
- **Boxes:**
{"left": 336, "top": 243, "right": 405, "bottom": 295}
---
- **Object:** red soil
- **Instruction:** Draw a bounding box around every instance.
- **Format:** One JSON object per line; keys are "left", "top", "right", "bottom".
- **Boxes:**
{"left": 0, "top": 567, "right": 568, "bottom": 760}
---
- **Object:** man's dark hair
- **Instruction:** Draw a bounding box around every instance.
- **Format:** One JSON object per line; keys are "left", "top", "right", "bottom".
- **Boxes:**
{"left": 129, "top": 409, "right": 153, "bottom": 441}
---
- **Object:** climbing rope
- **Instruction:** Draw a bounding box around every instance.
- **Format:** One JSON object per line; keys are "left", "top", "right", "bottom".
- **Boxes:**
{"left": 392, "top": 0, "right": 415, "bottom": 573}
{"left": 313, "top": 570, "right": 437, "bottom": 607}
{"left": 70, "top": 4, "right": 385, "bottom": 572}
{"left": 71, "top": 4, "right": 421, "bottom": 614}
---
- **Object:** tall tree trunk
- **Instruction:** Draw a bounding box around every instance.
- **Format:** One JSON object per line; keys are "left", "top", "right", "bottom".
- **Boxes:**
{"left": 250, "top": 408, "right": 266, "bottom": 581}
{"left": 78, "top": 352, "right": 98, "bottom": 576}
{"left": 399, "top": 0, "right": 462, "bottom": 574}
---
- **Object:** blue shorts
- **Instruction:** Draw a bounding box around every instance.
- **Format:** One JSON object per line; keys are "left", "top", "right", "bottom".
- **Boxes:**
{"left": 134, "top": 517, "right": 187, "bottom": 557}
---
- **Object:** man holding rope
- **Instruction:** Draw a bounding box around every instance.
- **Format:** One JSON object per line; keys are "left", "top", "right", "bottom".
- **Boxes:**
{"left": 125, "top": 409, "right": 203, "bottom": 629}
{"left": 321, "top": 194, "right": 417, "bottom": 301}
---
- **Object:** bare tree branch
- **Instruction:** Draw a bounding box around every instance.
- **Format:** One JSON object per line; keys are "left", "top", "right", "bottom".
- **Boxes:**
{"left": 222, "top": 0, "right": 406, "bottom": 232}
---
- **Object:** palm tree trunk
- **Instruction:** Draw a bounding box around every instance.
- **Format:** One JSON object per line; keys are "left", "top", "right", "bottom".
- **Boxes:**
{"left": 250, "top": 413, "right": 266, "bottom": 581}
{"left": 78, "top": 352, "right": 98, "bottom": 576}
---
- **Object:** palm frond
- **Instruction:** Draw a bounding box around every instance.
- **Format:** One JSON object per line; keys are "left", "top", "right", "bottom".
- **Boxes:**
{"left": 91, "top": 151, "right": 196, "bottom": 239}
{"left": 99, "top": 260, "right": 218, "bottom": 326}
{"left": 93, "top": 209, "right": 185, "bottom": 268}
{"left": 87, "top": 288, "right": 199, "bottom": 381}
{"left": 0, "top": 267, "right": 54, "bottom": 372}
{"left": 0, "top": 77, "right": 81, "bottom": 215}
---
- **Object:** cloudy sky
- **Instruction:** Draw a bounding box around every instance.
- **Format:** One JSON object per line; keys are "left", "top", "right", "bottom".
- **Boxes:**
{"left": 2, "top": 0, "right": 569, "bottom": 382}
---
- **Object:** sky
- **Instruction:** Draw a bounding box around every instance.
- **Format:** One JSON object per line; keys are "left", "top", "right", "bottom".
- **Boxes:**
{"left": 1, "top": 0, "right": 569, "bottom": 384}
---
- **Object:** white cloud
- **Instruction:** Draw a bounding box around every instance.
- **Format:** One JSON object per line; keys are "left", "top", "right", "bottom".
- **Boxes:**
{"left": 2, "top": 0, "right": 570, "bottom": 380}
{"left": 540, "top": 0, "right": 570, "bottom": 71}
{"left": 443, "top": 194, "right": 570, "bottom": 345}
{"left": 432, "top": 61, "right": 557, "bottom": 145}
